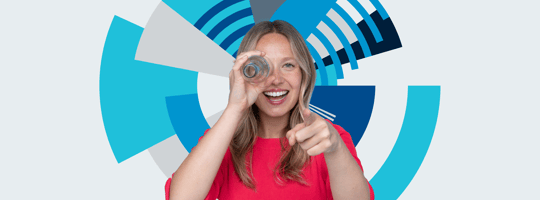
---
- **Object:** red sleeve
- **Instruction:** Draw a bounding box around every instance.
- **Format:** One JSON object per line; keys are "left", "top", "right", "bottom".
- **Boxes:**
{"left": 165, "top": 129, "right": 224, "bottom": 200}
{"left": 324, "top": 119, "right": 375, "bottom": 200}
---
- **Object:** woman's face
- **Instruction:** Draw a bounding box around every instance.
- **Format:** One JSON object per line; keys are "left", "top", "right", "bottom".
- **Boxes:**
{"left": 254, "top": 33, "right": 303, "bottom": 118}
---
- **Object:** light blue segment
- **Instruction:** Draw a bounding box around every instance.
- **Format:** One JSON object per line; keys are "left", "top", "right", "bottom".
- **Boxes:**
{"left": 200, "top": 0, "right": 252, "bottom": 35}
{"left": 370, "top": 86, "right": 441, "bottom": 200}
{"left": 325, "top": 64, "right": 338, "bottom": 85}
{"left": 162, "top": 0, "right": 222, "bottom": 25}
{"left": 100, "top": 16, "right": 199, "bottom": 163}
{"left": 312, "top": 28, "right": 344, "bottom": 79}
{"left": 347, "top": 0, "right": 383, "bottom": 43}
{"left": 322, "top": 16, "right": 359, "bottom": 70}
{"left": 213, "top": 16, "right": 254, "bottom": 45}
{"left": 315, "top": 69, "right": 322, "bottom": 85}
{"left": 332, "top": 4, "right": 372, "bottom": 57}
{"left": 271, "top": 0, "right": 336, "bottom": 39}
{"left": 370, "top": 0, "right": 389, "bottom": 20}
{"left": 306, "top": 41, "right": 328, "bottom": 85}
{"left": 226, "top": 35, "right": 244, "bottom": 55}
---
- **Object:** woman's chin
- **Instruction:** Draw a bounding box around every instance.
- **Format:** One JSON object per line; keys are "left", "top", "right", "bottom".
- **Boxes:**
{"left": 255, "top": 96, "right": 296, "bottom": 118}
{"left": 258, "top": 105, "right": 291, "bottom": 118}
{"left": 266, "top": 109, "right": 289, "bottom": 117}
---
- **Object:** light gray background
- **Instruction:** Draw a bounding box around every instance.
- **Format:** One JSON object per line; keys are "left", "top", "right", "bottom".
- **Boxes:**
{"left": 0, "top": 0, "right": 538, "bottom": 199}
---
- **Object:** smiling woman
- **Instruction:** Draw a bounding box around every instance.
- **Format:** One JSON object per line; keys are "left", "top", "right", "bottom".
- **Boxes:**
{"left": 166, "top": 20, "right": 374, "bottom": 200}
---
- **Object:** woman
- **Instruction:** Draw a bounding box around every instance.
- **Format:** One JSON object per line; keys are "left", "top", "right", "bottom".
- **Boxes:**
{"left": 165, "top": 20, "right": 374, "bottom": 200}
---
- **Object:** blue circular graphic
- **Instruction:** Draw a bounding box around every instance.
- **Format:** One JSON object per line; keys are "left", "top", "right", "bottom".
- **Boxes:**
{"left": 99, "top": 1, "right": 440, "bottom": 199}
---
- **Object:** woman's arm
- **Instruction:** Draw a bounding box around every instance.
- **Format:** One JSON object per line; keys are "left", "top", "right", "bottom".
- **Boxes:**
{"left": 169, "top": 105, "right": 243, "bottom": 200}
{"left": 287, "top": 108, "right": 372, "bottom": 200}
{"left": 169, "top": 50, "right": 272, "bottom": 200}
{"left": 324, "top": 133, "right": 371, "bottom": 200}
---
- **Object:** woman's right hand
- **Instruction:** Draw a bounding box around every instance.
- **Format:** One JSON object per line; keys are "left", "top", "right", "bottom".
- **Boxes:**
{"left": 227, "top": 50, "right": 275, "bottom": 112}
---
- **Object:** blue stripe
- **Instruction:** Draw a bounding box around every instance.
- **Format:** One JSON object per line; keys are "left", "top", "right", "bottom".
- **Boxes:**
{"left": 220, "top": 24, "right": 253, "bottom": 50}
{"left": 312, "top": 29, "right": 344, "bottom": 79}
{"left": 162, "top": 0, "right": 222, "bottom": 25}
{"left": 325, "top": 64, "right": 338, "bottom": 85}
{"left": 370, "top": 86, "right": 441, "bottom": 200}
{"left": 332, "top": 4, "right": 372, "bottom": 57}
{"left": 226, "top": 35, "right": 244, "bottom": 56}
{"left": 213, "top": 16, "right": 254, "bottom": 45}
{"left": 307, "top": 41, "right": 328, "bottom": 85}
{"left": 370, "top": 0, "right": 390, "bottom": 20}
{"left": 322, "top": 16, "right": 359, "bottom": 70}
{"left": 166, "top": 94, "right": 211, "bottom": 152}
{"left": 315, "top": 70, "right": 322, "bottom": 86}
{"left": 347, "top": 0, "right": 383, "bottom": 43}
{"left": 207, "top": 8, "right": 253, "bottom": 39}
{"left": 194, "top": 0, "right": 244, "bottom": 29}
{"left": 200, "top": 1, "right": 251, "bottom": 35}
{"left": 233, "top": 50, "right": 238, "bottom": 58}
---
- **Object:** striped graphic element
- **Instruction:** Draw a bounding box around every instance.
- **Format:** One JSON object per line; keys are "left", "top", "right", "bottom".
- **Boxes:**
{"left": 100, "top": 2, "right": 441, "bottom": 200}
{"left": 163, "top": 0, "right": 255, "bottom": 57}
{"left": 272, "top": 0, "right": 402, "bottom": 85}
{"left": 309, "top": 104, "right": 336, "bottom": 122}
{"left": 371, "top": 86, "right": 440, "bottom": 199}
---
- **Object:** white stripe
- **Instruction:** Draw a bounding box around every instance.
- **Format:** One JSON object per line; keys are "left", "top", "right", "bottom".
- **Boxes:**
{"left": 327, "top": 8, "right": 358, "bottom": 44}
{"left": 309, "top": 107, "right": 334, "bottom": 121}
{"left": 356, "top": 0, "right": 377, "bottom": 14}
{"left": 337, "top": 0, "right": 363, "bottom": 23}
{"left": 316, "top": 21, "right": 344, "bottom": 50}
{"left": 307, "top": 34, "right": 330, "bottom": 58}
{"left": 309, "top": 104, "right": 337, "bottom": 118}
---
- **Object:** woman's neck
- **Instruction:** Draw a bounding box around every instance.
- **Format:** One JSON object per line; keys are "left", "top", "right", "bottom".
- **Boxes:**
{"left": 258, "top": 111, "right": 290, "bottom": 138}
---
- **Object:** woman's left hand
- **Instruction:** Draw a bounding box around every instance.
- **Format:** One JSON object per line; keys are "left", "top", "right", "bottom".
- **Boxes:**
{"left": 286, "top": 108, "right": 343, "bottom": 156}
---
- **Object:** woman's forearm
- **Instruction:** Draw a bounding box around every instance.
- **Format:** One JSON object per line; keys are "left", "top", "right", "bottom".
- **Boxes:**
{"left": 169, "top": 106, "right": 244, "bottom": 200}
{"left": 324, "top": 138, "right": 371, "bottom": 200}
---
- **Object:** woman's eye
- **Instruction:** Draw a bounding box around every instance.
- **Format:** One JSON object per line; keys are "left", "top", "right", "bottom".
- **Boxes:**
{"left": 284, "top": 63, "right": 295, "bottom": 68}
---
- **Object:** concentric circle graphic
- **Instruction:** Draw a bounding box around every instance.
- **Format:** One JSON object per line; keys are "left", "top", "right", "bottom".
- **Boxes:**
{"left": 99, "top": 0, "right": 441, "bottom": 199}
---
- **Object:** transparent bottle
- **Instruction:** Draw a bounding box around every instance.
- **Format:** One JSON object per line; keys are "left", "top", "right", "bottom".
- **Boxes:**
{"left": 243, "top": 55, "right": 272, "bottom": 84}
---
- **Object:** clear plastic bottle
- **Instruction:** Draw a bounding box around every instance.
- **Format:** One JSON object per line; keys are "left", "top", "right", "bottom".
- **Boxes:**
{"left": 242, "top": 55, "right": 272, "bottom": 84}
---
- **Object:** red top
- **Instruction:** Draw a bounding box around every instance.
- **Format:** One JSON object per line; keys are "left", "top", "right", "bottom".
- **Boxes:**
{"left": 165, "top": 119, "right": 375, "bottom": 200}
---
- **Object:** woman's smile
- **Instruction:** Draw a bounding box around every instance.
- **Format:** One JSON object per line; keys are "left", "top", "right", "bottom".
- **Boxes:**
{"left": 263, "top": 89, "right": 289, "bottom": 105}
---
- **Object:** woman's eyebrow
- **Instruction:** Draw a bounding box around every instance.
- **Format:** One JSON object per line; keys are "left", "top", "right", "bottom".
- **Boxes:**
{"left": 280, "top": 57, "right": 296, "bottom": 62}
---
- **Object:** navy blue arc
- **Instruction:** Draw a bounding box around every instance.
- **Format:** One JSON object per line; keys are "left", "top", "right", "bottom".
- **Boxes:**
{"left": 194, "top": 0, "right": 245, "bottom": 30}
{"left": 321, "top": 11, "right": 402, "bottom": 67}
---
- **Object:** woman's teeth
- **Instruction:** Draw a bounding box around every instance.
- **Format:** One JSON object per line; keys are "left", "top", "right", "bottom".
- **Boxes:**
{"left": 264, "top": 91, "right": 289, "bottom": 97}
{"left": 264, "top": 91, "right": 288, "bottom": 102}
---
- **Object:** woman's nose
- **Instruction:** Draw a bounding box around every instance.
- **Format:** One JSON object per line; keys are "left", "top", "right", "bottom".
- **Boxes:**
{"left": 270, "top": 68, "right": 284, "bottom": 85}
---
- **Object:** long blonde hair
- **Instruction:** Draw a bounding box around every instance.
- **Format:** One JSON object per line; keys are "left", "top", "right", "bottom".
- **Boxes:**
{"left": 230, "top": 20, "right": 317, "bottom": 190}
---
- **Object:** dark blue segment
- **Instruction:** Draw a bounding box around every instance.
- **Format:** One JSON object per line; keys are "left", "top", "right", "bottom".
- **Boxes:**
{"left": 233, "top": 50, "right": 238, "bottom": 58}
{"left": 310, "top": 86, "right": 375, "bottom": 145}
{"left": 194, "top": 0, "right": 244, "bottom": 30}
{"left": 323, "top": 56, "right": 333, "bottom": 66}
{"left": 351, "top": 41, "right": 366, "bottom": 60}
{"left": 357, "top": 11, "right": 402, "bottom": 56}
{"left": 321, "top": 11, "right": 402, "bottom": 64}
{"left": 337, "top": 48, "right": 350, "bottom": 64}
{"left": 220, "top": 23, "right": 254, "bottom": 50}
{"left": 207, "top": 8, "right": 253, "bottom": 40}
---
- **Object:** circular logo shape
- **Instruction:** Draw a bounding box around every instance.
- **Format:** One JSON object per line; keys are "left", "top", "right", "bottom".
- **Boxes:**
{"left": 100, "top": 1, "right": 440, "bottom": 199}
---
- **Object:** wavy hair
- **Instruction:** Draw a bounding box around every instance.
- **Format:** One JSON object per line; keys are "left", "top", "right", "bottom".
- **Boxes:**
{"left": 230, "top": 20, "right": 317, "bottom": 190}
